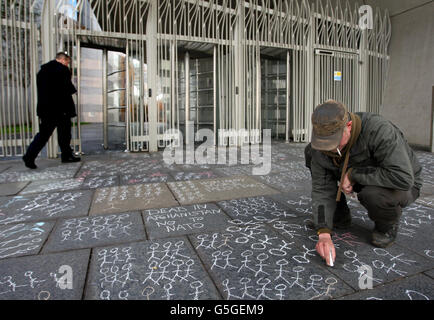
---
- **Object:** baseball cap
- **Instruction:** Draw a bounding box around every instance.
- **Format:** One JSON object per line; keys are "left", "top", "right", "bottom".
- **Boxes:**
{"left": 311, "top": 100, "right": 349, "bottom": 151}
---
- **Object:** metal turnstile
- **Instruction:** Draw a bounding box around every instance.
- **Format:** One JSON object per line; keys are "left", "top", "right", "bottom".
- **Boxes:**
{"left": 102, "top": 49, "right": 127, "bottom": 150}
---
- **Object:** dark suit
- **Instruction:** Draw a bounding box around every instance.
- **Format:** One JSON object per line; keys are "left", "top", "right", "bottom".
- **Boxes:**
{"left": 25, "top": 60, "right": 77, "bottom": 160}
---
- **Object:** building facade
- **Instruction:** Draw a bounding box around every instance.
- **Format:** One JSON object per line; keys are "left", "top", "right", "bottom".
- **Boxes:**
{"left": 0, "top": 0, "right": 391, "bottom": 157}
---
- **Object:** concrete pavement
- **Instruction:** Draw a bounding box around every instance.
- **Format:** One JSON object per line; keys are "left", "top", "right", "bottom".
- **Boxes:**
{"left": 0, "top": 142, "right": 432, "bottom": 300}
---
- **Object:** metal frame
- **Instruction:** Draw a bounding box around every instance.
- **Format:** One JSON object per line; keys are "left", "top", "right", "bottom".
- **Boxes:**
{"left": 1, "top": 0, "right": 392, "bottom": 157}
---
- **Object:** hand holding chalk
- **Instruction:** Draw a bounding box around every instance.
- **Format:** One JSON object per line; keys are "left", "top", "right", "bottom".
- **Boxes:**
{"left": 316, "top": 234, "right": 336, "bottom": 267}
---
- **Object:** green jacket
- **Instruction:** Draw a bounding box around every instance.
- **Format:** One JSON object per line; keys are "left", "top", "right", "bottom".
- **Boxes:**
{"left": 311, "top": 112, "right": 422, "bottom": 230}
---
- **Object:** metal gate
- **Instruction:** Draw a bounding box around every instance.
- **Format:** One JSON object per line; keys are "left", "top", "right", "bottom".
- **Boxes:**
{"left": 1, "top": 0, "right": 392, "bottom": 157}
{"left": 314, "top": 50, "right": 360, "bottom": 113}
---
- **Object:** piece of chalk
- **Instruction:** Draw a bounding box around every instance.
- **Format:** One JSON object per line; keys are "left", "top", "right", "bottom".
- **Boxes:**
{"left": 328, "top": 249, "right": 334, "bottom": 267}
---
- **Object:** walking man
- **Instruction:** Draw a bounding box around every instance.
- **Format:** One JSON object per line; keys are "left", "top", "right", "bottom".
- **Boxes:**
{"left": 305, "top": 100, "right": 422, "bottom": 266}
{"left": 23, "top": 52, "right": 80, "bottom": 169}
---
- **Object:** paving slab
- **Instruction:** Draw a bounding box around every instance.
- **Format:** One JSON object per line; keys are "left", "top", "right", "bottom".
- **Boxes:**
{"left": 340, "top": 274, "right": 433, "bottom": 300}
{"left": 84, "top": 238, "right": 221, "bottom": 300}
{"left": 271, "top": 145, "right": 306, "bottom": 160}
{"left": 77, "top": 159, "right": 177, "bottom": 178}
{"left": 81, "top": 175, "right": 119, "bottom": 189}
{"left": 215, "top": 165, "right": 257, "bottom": 177}
{"left": 424, "top": 269, "right": 434, "bottom": 279}
{"left": 0, "top": 163, "right": 81, "bottom": 183}
{"left": 416, "top": 194, "right": 434, "bottom": 208}
{"left": 396, "top": 202, "right": 434, "bottom": 261}
{"left": 252, "top": 170, "right": 312, "bottom": 190}
{"left": 270, "top": 153, "right": 305, "bottom": 164}
{"left": 0, "top": 191, "right": 93, "bottom": 225}
{"left": 266, "top": 216, "right": 368, "bottom": 251}
{"left": 168, "top": 175, "right": 279, "bottom": 205}
{"left": 252, "top": 218, "right": 434, "bottom": 292}
{"left": 0, "top": 249, "right": 90, "bottom": 300}
{"left": 270, "top": 191, "right": 375, "bottom": 230}
{"left": 260, "top": 212, "right": 434, "bottom": 293}
{"left": 416, "top": 152, "right": 434, "bottom": 195}
{"left": 174, "top": 163, "right": 224, "bottom": 171}
{"left": 42, "top": 212, "right": 146, "bottom": 253}
{"left": 120, "top": 172, "right": 173, "bottom": 185}
{"left": 315, "top": 227, "right": 433, "bottom": 291}
{"left": 217, "top": 196, "right": 299, "bottom": 222}
{"left": 20, "top": 178, "right": 83, "bottom": 194}
{"left": 143, "top": 203, "right": 232, "bottom": 239}
{"left": 89, "top": 184, "right": 178, "bottom": 215}
{"left": 269, "top": 191, "right": 314, "bottom": 219}
{"left": 0, "top": 221, "right": 54, "bottom": 260}
{"left": 189, "top": 221, "right": 354, "bottom": 300}
{"left": 0, "top": 165, "right": 10, "bottom": 173}
{"left": 0, "top": 182, "right": 29, "bottom": 196}
{"left": 170, "top": 170, "right": 222, "bottom": 181}
{"left": 267, "top": 161, "right": 310, "bottom": 174}
{"left": 420, "top": 184, "right": 434, "bottom": 196}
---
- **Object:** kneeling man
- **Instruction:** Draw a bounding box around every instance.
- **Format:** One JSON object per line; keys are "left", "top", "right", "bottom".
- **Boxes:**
{"left": 305, "top": 100, "right": 422, "bottom": 266}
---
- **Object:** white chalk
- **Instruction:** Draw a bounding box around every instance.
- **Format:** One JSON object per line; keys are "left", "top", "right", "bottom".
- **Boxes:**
{"left": 328, "top": 249, "right": 334, "bottom": 267}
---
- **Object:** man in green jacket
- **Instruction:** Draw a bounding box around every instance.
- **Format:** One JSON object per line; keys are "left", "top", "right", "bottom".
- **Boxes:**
{"left": 305, "top": 100, "right": 422, "bottom": 266}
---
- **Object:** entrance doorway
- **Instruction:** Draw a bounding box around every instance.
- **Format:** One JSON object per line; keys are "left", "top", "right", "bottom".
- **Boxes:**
{"left": 78, "top": 47, "right": 127, "bottom": 154}
{"left": 260, "top": 48, "right": 290, "bottom": 140}
{"left": 178, "top": 53, "right": 215, "bottom": 140}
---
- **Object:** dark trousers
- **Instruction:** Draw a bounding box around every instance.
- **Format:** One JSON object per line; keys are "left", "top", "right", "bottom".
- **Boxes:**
{"left": 304, "top": 143, "right": 419, "bottom": 227}
{"left": 357, "top": 186, "right": 419, "bottom": 228}
{"left": 25, "top": 116, "right": 73, "bottom": 160}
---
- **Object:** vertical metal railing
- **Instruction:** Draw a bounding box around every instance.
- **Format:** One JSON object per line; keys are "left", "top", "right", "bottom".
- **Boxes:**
{"left": 0, "top": 0, "right": 34, "bottom": 157}
{"left": 1, "top": 0, "right": 392, "bottom": 157}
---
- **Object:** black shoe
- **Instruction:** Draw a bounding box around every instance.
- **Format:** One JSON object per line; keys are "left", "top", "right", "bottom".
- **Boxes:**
{"left": 61, "top": 154, "right": 81, "bottom": 163}
{"left": 371, "top": 222, "right": 399, "bottom": 248}
{"left": 22, "top": 155, "right": 37, "bottom": 169}
{"left": 333, "top": 200, "right": 352, "bottom": 229}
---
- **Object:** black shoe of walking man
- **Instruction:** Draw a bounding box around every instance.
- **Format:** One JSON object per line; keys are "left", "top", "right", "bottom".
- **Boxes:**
{"left": 22, "top": 155, "right": 37, "bottom": 169}
{"left": 61, "top": 154, "right": 81, "bottom": 163}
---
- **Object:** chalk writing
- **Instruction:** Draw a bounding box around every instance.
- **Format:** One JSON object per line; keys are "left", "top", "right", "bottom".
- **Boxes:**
{"left": 0, "top": 191, "right": 91, "bottom": 225}
{"left": 90, "top": 184, "right": 177, "bottom": 214}
{"left": 255, "top": 171, "right": 311, "bottom": 189}
{"left": 144, "top": 203, "right": 228, "bottom": 237}
{"left": 218, "top": 196, "right": 297, "bottom": 221}
{"left": 82, "top": 176, "right": 118, "bottom": 189}
{"left": 191, "top": 220, "right": 352, "bottom": 299}
{"left": 21, "top": 179, "right": 83, "bottom": 194}
{"left": 122, "top": 172, "right": 170, "bottom": 185}
{"left": 0, "top": 163, "right": 80, "bottom": 183}
{"left": 168, "top": 176, "right": 277, "bottom": 205}
{"left": 172, "top": 171, "right": 219, "bottom": 181}
{"left": 59, "top": 214, "right": 134, "bottom": 242}
{"left": 0, "top": 222, "right": 52, "bottom": 259}
{"left": 88, "top": 239, "right": 219, "bottom": 300}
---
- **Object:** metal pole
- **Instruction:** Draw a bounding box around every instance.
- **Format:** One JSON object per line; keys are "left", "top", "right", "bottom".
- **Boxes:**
{"left": 286, "top": 49, "right": 290, "bottom": 142}
{"left": 76, "top": 39, "right": 82, "bottom": 155}
{"left": 146, "top": 0, "right": 158, "bottom": 152}
{"left": 213, "top": 45, "right": 217, "bottom": 146}
{"left": 185, "top": 51, "right": 190, "bottom": 145}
